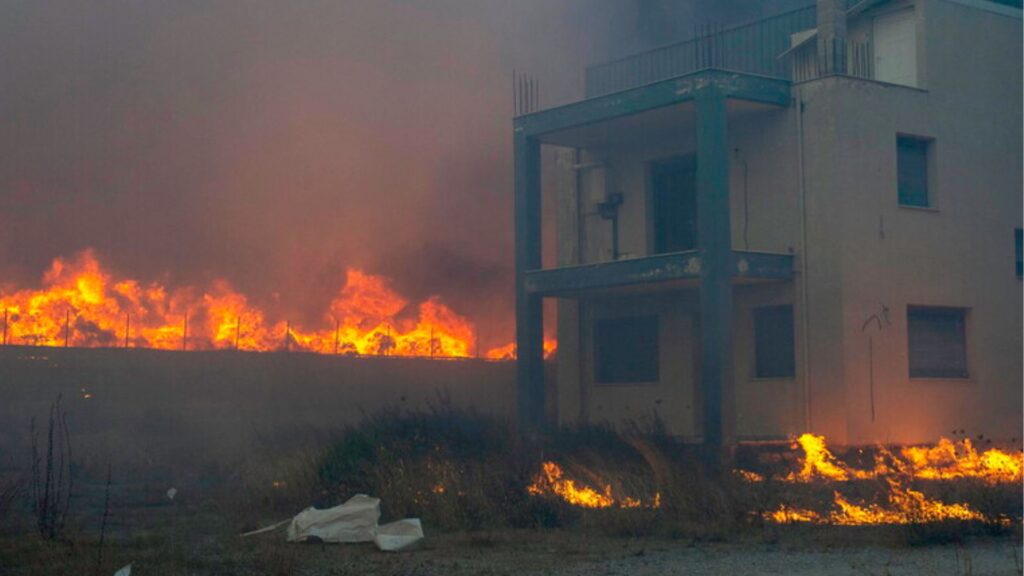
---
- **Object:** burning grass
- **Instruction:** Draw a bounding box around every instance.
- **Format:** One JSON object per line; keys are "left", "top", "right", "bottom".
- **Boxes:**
{"left": 746, "top": 433, "right": 1023, "bottom": 529}
{"left": 313, "top": 406, "right": 681, "bottom": 533}
{"left": 309, "top": 412, "right": 1022, "bottom": 540}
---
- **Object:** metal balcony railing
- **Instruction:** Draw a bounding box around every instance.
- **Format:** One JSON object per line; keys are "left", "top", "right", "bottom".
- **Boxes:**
{"left": 791, "top": 37, "right": 875, "bottom": 82}
{"left": 585, "top": 6, "right": 817, "bottom": 97}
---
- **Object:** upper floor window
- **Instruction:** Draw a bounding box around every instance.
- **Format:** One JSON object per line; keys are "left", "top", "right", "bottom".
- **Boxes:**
{"left": 873, "top": 8, "right": 918, "bottom": 87}
{"left": 754, "top": 305, "right": 796, "bottom": 379}
{"left": 897, "top": 135, "right": 931, "bottom": 207}
{"left": 907, "top": 306, "right": 968, "bottom": 379}
{"left": 594, "top": 315, "right": 659, "bottom": 384}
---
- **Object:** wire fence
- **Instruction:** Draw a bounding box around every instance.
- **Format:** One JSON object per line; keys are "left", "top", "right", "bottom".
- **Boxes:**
{"left": 0, "top": 310, "right": 523, "bottom": 362}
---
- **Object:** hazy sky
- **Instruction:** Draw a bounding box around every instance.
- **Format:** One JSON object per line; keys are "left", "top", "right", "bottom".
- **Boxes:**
{"left": 0, "top": 0, "right": 806, "bottom": 344}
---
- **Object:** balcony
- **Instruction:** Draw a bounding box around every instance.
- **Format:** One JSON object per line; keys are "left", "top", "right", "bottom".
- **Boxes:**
{"left": 585, "top": 7, "right": 816, "bottom": 98}
{"left": 584, "top": 4, "right": 892, "bottom": 98}
{"left": 524, "top": 250, "right": 794, "bottom": 298}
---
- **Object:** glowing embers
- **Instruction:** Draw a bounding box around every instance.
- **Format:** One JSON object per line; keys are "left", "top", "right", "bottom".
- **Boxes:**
{"left": 754, "top": 434, "right": 1022, "bottom": 526}
{"left": 527, "top": 461, "right": 660, "bottom": 509}
{"left": 0, "top": 250, "right": 532, "bottom": 359}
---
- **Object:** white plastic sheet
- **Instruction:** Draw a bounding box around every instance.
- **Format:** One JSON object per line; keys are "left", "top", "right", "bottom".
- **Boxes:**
{"left": 286, "top": 494, "right": 381, "bottom": 543}
{"left": 374, "top": 518, "right": 424, "bottom": 552}
{"left": 244, "top": 493, "right": 424, "bottom": 551}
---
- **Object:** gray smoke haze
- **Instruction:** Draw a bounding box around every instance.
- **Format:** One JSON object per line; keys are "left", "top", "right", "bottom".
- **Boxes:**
{"left": 0, "top": 0, "right": 805, "bottom": 347}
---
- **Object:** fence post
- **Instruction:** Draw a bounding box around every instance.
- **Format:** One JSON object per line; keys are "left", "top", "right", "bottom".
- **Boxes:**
{"left": 333, "top": 318, "right": 340, "bottom": 355}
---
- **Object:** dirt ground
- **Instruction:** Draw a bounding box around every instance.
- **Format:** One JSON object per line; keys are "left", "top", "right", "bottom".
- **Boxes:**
{"left": 2, "top": 507, "right": 1021, "bottom": 576}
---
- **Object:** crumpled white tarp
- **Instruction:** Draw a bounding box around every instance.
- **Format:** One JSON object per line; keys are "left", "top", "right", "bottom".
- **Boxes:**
{"left": 374, "top": 518, "right": 424, "bottom": 552}
{"left": 287, "top": 494, "right": 381, "bottom": 543}
{"left": 282, "top": 494, "right": 424, "bottom": 551}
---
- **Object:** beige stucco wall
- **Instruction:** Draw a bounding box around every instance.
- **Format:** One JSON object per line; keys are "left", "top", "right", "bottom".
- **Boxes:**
{"left": 800, "top": 0, "right": 1023, "bottom": 444}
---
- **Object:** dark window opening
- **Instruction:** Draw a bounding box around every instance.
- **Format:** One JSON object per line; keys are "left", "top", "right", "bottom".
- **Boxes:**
{"left": 651, "top": 157, "right": 697, "bottom": 253}
{"left": 898, "top": 135, "right": 931, "bottom": 207}
{"left": 595, "top": 315, "right": 659, "bottom": 383}
{"left": 754, "top": 305, "right": 796, "bottom": 378}
{"left": 908, "top": 307, "right": 967, "bottom": 378}
{"left": 1015, "top": 228, "right": 1022, "bottom": 278}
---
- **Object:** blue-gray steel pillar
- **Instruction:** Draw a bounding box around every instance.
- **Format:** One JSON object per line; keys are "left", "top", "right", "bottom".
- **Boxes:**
{"left": 515, "top": 131, "right": 544, "bottom": 431}
{"left": 695, "top": 87, "right": 734, "bottom": 469}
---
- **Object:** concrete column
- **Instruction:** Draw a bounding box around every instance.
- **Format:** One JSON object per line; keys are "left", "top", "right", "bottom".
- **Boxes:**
{"left": 555, "top": 148, "right": 582, "bottom": 426}
{"left": 695, "top": 87, "right": 735, "bottom": 470}
{"left": 515, "top": 132, "right": 545, "bottom": 432}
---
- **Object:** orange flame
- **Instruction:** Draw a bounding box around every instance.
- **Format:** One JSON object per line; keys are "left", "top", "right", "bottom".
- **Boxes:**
{"left": 899, "top": 438, "right": 1022, "bottom": 483}
{"left": 527, "top": 461, "right": 660, "bottom": 509}
{"left": 482, "top": 339, "right": 558, "bottom": 361}
{"left": 755, "top": 433, "right": 1021, "bottom": 525}
{"left": 784, "top": 433, "right": 879, "bottom": 482}
{"left": 767, "top": 479, "right": 987, "bottom": 525}
{"left": 0, "top": 250, "right": 536, "bottom": 359}
{"left": 772, "top": 433, "right": 1023, "bottom": 484}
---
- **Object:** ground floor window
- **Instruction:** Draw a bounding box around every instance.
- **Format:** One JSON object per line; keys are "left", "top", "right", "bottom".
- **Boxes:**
{"left": 594, "top": 315, "right": 659, "bottom": 383}
{"left": 753, "top": 305, "right": 795, "bottom": 378}
{"left": 907, "top": 306, "right": 968, "bottom": 378}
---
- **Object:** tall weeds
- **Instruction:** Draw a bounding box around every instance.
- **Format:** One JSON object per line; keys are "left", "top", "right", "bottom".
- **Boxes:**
{"left": 30, "top": 394, "right": 73, "bottom": 540}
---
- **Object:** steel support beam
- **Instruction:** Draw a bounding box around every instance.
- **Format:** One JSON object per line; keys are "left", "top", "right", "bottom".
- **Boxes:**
{"left": 514, "top": 132, "right": 544, "bottom": 432}
{"left": 695, "top": 87, "right": 735, "bottom": 471}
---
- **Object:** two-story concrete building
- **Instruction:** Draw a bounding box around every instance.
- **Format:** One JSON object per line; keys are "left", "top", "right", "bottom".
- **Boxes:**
{"left": 513, "top": 0, "right": 1022, "bottom": 452}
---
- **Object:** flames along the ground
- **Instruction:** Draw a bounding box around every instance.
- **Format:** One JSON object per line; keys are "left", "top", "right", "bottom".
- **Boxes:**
{"left": 527, "top": 434, "right": 1022, "bottom": 526}
{"left": 0, "top": 250, "right": 555, "bottom": 359}
{"left": 754, "top": 433, "right": 1023, "bottom": 525}
{"left": 527, "top": 461, "right": 661, "bottom": 509}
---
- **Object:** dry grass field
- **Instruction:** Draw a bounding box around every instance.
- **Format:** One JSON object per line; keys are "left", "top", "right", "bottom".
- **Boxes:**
{"left": 1, "top": 404, "right": 1021, "bottom": 575}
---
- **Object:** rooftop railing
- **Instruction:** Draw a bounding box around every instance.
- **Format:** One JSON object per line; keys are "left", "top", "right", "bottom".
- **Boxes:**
{"left": 585, "top": 6, "right": 817, "bottom": 97}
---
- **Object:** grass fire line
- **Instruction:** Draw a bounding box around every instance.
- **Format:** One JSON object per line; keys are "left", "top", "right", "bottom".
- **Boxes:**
{"left": 742, "top": 434, "right": 1022, "bottom": 526}
{"left": 525, "top": 433, "right": 1021, "bottom": 526}
{"left": 0, "top": 250, "right": 556, "bottom": 359}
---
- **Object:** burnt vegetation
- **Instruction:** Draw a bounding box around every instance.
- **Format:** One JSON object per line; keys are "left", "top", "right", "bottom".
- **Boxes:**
{"left": 29, "top": 395, "right": 74, "bottom": 542}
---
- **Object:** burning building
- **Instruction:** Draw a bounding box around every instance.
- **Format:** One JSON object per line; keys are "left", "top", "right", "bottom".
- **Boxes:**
{"left": 514, "top": 0, "right": 1022, "bottom": 450}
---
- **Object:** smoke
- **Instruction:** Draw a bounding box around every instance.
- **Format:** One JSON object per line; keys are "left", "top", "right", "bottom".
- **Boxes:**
{"left": 0, "top": 0, "right": 806, "bottom": 347}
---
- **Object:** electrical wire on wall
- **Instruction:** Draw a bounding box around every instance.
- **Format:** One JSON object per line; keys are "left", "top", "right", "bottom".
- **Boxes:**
{"left": 734, "top": 148, "right": 750, "bottom": 250}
